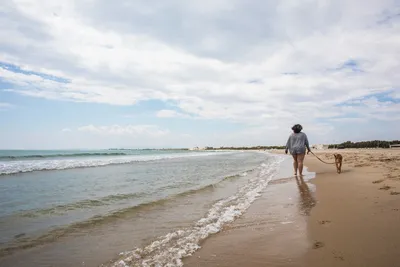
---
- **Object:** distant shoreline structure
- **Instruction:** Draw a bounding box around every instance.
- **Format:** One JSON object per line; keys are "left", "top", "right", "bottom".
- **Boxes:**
{"left": 144, "top": 140, "right": 400, "bottom": 151}
{"left": 5, "top": 140, "right": 398, "bottom": 151}
{"left": 190, "top": 140, "right": 400, "bottom": 151}
{"left": 106, "top": 139, "right": 400, "bottom": 151}
{"left": 188, "top": 146, "right": 286, "bottom": 151}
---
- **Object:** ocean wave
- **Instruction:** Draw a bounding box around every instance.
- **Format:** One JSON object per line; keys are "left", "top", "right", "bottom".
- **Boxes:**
{"left": 109, "top": 156, "right": 285, "bottom": 267}
{"left": 0, "top": 152, "right": 128, "bottom": 160}
{"left": 0, "top": 152, "right": 233, "bottom": 175}
{"left": 19, "top": 168, "right": 257, "bottom": 217}
{"left": 19, "top": 192, "right": 148, "bottom": 218}
{"left": 0, "top": 160, "right": 276, "bottom": 257}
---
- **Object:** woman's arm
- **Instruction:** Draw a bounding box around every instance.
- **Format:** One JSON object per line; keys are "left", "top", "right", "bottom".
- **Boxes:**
{"left": 285, "top": 135, "right": 291, "bottom": 154}
{"left": 304, "top": 134, "right": 311, "bottom": 153}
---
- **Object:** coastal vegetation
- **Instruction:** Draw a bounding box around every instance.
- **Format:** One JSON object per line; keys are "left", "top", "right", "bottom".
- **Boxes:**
{"left": 205, "top": 146, "right": 286, "bottom": 150}
{"left": 108, "top": 140, "right": 400, "bottom": 151}
{"left": 328, "top": 140, "right": 400, "bottom": 149}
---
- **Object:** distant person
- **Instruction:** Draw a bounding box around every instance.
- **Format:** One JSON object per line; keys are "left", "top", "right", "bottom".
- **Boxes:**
{"left": 285, "top": 124, "right": 311, "bottom": 176}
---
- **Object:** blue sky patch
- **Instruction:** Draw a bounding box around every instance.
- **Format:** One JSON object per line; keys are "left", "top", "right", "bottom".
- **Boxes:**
{"left": 336, "top": 59, "right": 364, "bottom": 72}
{"left": 0, "top": 62, "right": 70, "bottom": 83}
{"left": 336, "top": 90, "right": 399, "bottom": 107}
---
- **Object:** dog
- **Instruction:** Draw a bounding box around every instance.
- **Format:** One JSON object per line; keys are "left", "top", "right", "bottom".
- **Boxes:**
{"left": 333, "top": 153, "right": 343, "bottom": 174}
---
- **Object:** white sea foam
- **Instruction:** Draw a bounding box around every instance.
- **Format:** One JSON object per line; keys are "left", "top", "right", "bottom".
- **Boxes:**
{"left": 0, "top": 152, "right": 233, "bottom": 175}
{"left": 109, "top": 155, "right": 285, "bottom": 267}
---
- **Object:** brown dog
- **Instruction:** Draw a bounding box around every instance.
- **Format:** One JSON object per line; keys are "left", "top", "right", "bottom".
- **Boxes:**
{"left": 334, "top": 153, "right": 343, "bottom": 173}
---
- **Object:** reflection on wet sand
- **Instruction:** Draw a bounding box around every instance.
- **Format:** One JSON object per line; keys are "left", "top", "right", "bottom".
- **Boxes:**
{"left": 295, "top": 175, "right": 316, "bottom": 216}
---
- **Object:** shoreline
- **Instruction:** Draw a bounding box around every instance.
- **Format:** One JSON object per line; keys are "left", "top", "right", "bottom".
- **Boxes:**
{"left": 184, "top": 154, "right": 315, "bottom": 266}
{"left": 185, "top": 149, "right": 400, "bottom": 267}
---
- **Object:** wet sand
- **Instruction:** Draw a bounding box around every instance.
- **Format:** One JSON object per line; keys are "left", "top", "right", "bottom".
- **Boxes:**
{"left": 185, "top": 149, "right": 400, "bottom": 267}
{"left": 184, "top": 156, "right": 316, "bottom": 267}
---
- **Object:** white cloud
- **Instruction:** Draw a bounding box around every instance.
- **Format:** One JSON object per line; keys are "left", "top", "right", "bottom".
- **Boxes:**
{"left": 389, "top": 90, "right": 400, "bottom": 99}
{"left": 0, "top": 0, "right": 399, "bottom": 147}
{"left": 328, "top": 117, "right": 367, "bottom": 123}
{"left": 77, "top": 124, "right": 169, "bottom": 137}
{"left": 61, "top": 128, "right": 72, "bottom": 132}
{"left": 338, "top": 96, "right": 400, "bottom": 121}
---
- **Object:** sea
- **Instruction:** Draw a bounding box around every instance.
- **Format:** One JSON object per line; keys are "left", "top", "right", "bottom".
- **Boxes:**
{"left": 0, "top": 149, "right": 290, "bottom": 267}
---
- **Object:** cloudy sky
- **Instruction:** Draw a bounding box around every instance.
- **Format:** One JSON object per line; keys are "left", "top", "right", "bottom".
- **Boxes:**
{"left": 0, "top": 0, "right": 399, "bottom": 149}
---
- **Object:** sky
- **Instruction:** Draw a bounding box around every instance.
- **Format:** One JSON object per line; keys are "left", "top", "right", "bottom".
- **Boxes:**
{"left": 0, "top": 0, "right": 399, "bottom": 149}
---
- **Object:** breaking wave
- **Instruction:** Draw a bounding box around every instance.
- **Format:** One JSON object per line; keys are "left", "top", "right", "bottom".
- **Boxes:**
{"left": 0, "top": 165, "right": 263, "bottom": 257}
{"left": 0, "top": 152, "right": 232, "bottom": 175}
{"left": 107, "top": 156, "right": 284, "bottom": 267}
{"left": 0, "top": 152, "right": 128, "bottom": 160}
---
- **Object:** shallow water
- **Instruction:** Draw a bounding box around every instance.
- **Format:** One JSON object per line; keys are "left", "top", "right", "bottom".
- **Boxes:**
{"left": 0, "top": 150, "right": 288, "bottom": 266}
{"left": 183, "top": 160, "right": 316, "bottom": 267}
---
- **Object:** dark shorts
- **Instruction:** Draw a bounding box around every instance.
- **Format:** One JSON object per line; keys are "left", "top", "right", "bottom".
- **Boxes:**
{"left": 290, "top": 147, "right": 306, "bottom": 155}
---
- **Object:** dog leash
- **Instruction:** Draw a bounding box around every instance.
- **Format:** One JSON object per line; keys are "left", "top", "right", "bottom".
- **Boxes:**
{"left": 310, "top": 151, "right": 336, "bottom": 165}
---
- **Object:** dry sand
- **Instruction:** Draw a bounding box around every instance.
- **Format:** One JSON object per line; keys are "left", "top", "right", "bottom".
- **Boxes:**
{"left": 305, "top": 149, "right": 400, "bottom": 267}
{"left": 185, "top": 149, "right": 400, "bottom": 267}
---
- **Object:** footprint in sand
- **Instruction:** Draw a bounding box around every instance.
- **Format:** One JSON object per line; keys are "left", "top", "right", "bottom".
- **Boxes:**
{"left": 390, "top": 191, "right": 400, "bottom": 195}
{"left": 372, "top": 179, "right": 384, "bottom": 184}
{"left": 14, "top": 233, "right": 26, "bottom": 239}
{"left": 313, "top": 241, "right": 325, "bottom": 249}
{"left": 333, "top": 251, "right": 345, "bottom": 261}
{"left": 318, "top": 220, "right": 331, "bottom": 225}
{"left": 379, "top": 185, "right": 392, "bottom": 191}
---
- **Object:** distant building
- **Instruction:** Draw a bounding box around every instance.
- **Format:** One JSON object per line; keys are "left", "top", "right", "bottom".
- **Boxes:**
{"left": 390, "top": 144, "right": 400, "bottom": 149}
{"left": 312, "top": 144, "right": 329, "bottom": 150}
{"left": 189, "top": 146, "right": 207, "bottom": 151}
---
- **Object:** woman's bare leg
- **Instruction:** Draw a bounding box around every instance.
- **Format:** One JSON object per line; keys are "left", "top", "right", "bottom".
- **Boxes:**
{"left": 297, "top": 153, "right": 305, "bottom": 176}
{"left": 292, "top": 154, "right": 298, "bottom": 175}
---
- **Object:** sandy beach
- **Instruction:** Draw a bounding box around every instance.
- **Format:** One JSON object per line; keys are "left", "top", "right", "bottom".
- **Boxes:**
{"left": 185, "top": 149, "right": 400, "bottom": 267}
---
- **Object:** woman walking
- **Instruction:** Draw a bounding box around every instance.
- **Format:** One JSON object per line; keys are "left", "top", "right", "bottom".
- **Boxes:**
{"left": 285, "top": 124, "right": 311, "bottom": 176}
